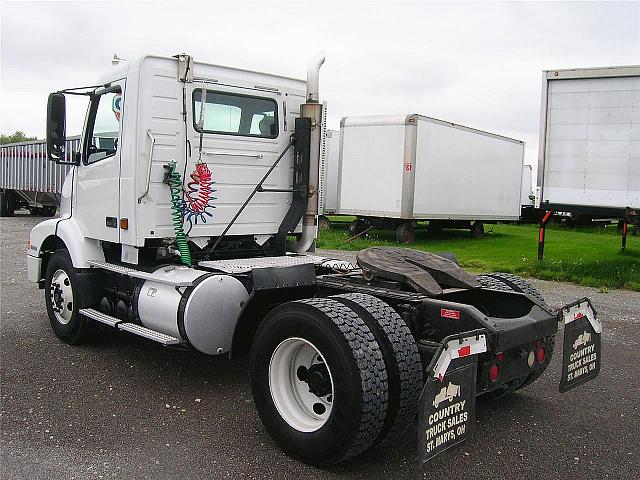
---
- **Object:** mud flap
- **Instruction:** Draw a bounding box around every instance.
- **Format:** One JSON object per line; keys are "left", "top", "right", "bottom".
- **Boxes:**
{"left": 559, "top": 298, "right": 602, "bottom": 392}
{"left": 418, "top": 331, "right": 486, "bottom": 463}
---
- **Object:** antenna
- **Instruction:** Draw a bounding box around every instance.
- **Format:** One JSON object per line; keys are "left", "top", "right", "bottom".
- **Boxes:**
{"left": 197, "top": 80, "right": 207, "bottom": 164}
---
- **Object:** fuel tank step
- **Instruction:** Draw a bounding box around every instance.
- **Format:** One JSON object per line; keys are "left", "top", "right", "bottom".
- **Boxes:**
{"left": 79, "top": 308, "right": 181, "bottom": 345}
{"left": 86, "top": 260, "right": 194, "bottom": 287}
{"left": 79, "top": 307, "right": 121, "bottom": 327}
{"left": 118, "top": 323, "right": 181, "bottom": 345}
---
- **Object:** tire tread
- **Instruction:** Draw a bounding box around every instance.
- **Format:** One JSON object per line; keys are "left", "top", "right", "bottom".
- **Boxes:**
{"left": 332, "top": 293, "right": 423, "bottom": 444}
{"left": 295, "top": 298, "right": 389, "bottom": 462}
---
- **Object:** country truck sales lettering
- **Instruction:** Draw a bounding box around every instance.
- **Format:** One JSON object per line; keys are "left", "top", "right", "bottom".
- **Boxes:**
{"left": 567, "top": 344, "right": 597, "bottom": 381}
{"left": 425, "top": 400, "right": 467, "bottom": 443}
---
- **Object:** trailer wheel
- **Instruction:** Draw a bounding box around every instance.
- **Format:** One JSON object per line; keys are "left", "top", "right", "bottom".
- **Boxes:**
{"left": 0, "top": 190, "right": 16, "bottom": 217}
{"left": 250, "top": 298, "right": 388, "bottom": 466}
{"left": 396, "top": 222, "right": 415, "bottom": 244}
{"left": 475, "top": 273, "right": 554, "bottom": 398}
{"left": 349, "top": 218, "right": 368, "bottom": 236}
{"left": 318, "top": 215, "right": 331, "bottom": 231}
{"left": 471, "top": 221, "right": 484, "bottom": 239}
{"left": 43, "top": 206, "right": 57, "bottom": 217}
{"left": 332, "top": 293, "right": 423, "bottom": 445}
{"left": 427, "top": 220, "right": 443, "bottom": 235}
{"left": 44, "top": 250, "right": 97, "bottom": 345}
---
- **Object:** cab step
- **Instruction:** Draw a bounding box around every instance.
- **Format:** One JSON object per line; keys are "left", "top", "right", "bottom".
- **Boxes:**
{"left": 79, "top": 308, "right": 181, "bottom": 345}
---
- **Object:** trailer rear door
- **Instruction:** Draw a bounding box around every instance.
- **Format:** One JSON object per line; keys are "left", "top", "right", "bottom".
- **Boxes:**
{"left": 541, "top": 72, "right": 640, "bottom": 210}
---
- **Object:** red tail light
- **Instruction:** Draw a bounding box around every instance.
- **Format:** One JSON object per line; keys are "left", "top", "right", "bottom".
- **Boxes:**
{"left": 536, "top": 346, "right": 545, "bottom": 363}
{"left": 489, "top": 364, "right": 500, "bottom": 382}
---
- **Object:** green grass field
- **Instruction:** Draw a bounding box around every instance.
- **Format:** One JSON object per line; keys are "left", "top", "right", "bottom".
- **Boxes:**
{"left": 317, "top": 217, "right": 640, "bottom": 291}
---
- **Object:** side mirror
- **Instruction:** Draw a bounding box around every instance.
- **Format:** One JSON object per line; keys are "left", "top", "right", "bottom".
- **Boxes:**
{"left": 46, "top": 93, "right": 75, "bottom": 164}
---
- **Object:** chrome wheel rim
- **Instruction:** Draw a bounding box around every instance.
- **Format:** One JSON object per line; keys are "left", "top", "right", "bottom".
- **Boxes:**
{"left": 269, "top": 337, "right": 334, "bottom": 432}
{"left": 49, "top": 269, "right": 74, "bottom": 325}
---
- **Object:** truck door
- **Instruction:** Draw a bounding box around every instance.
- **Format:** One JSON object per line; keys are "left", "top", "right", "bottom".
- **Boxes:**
{"left": 188, "top": 85, "right": 287, "bottom": 237}
{"left": 74, "top": 81, "right": 124, "bottom": 242}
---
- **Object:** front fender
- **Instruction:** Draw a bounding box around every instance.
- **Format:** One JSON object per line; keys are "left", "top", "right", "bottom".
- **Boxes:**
{"left": 29, "top": 217, "right": 105, "bottom": 281}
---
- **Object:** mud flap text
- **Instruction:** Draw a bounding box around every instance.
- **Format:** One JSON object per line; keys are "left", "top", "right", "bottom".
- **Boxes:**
{"left": 559, "top": 299, "right": 602, "bottom": 393}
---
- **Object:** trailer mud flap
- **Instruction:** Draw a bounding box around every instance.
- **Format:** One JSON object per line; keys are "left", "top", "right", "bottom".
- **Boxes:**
{"left": 559, "top": 298, "right": 602, "bottom": 393}
{"left": 418, "top": 331, "right": 486, "bottom": 464}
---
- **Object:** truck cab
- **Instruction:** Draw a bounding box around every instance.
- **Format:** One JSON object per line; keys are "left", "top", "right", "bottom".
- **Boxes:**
{"left": 28, "top": 53, "right": 319, "bottom": 283}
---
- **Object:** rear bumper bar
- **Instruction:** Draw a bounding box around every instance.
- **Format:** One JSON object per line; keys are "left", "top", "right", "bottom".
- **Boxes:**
{"left": 420, "top": 293, "right": 558, "bottom": 353}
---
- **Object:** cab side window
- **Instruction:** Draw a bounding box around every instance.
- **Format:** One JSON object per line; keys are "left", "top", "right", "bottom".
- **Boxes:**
{"left": 193, "top": 89, "right": 278, "bottom": 139}
{"left": 84, "top": 92, "right": 122, "bottom": 164}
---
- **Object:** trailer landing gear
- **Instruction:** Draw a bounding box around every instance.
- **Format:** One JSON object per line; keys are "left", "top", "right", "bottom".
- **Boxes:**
{"left": 537, "top": 210, "right": 553, "bottom": 261}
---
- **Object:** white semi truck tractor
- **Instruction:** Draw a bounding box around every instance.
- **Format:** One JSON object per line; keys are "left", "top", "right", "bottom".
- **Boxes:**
{"left": 27, "top": 53, "right": 602, "bottom": 466}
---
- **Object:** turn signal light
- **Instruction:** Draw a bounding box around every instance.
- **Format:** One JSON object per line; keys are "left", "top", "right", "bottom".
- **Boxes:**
{"left": 488, "top": 364, "right": 500, "bottom": 382}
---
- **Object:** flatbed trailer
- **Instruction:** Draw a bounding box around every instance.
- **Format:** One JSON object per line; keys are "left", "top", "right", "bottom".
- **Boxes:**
{"left": 26, "top": 52, "right": 602, "bottom": 467}
{"left": 0, "top": 137, "right": 80, "bottom": 216}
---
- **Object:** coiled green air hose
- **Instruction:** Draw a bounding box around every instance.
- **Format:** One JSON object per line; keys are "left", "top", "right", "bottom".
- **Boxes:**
{"left": 166, "top": 162, "right": 192, "bottom": 266}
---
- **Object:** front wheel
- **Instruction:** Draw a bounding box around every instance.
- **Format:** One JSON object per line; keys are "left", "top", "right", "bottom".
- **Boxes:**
{"left": 44, "top": 250, "right": 97, "bottom": 344}
{"left": 250, "top": 298, "right": 388, "bottom": 466}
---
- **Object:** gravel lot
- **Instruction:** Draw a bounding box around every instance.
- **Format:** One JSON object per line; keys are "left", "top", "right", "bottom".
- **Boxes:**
{"left": 1, "top": 214, "right": 639, "bottom": 479}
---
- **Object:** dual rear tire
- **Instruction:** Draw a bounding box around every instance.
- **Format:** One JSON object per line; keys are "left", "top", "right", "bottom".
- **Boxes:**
{"left": 250, "top": 295, "right": 423, "bottom": 466}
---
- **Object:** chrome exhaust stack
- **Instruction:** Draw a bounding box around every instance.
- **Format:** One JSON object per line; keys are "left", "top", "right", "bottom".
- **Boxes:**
{"left": 289, "top": 53, "right": 325, "bottom": 253}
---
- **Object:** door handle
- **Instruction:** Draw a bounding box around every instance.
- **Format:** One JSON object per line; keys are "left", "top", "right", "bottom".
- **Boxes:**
{"left": 138, "top": 130, "right": 155, "bottom": 203}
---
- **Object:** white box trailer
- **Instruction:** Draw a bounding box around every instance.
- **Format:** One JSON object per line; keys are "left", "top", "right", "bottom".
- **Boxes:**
{"left": 0, "top": 136, "right": 80, "bottom": 216}
{"left": 536, "top": 65, "right": 640, "bottom": 258}
{"left": 519, "top": 164, "right": 540, "bottom": 223}
{"left": 318, "top": 129, "right": 340, "bottom": 227}
{"left": 335, "top": 114, "right": 525, "bottom": 241}
{"left": 521, "top": 165, "right": 534, "bottom": 207}
{"left": 537, "top": 65, "right": 640, "bottom": 219}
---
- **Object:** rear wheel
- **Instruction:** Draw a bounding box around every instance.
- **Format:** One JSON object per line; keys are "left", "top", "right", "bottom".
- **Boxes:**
{"left": 475, "top": 272, "right": 555, "bottom": 398}
{"left": 43, "top": 206, "right": 57, "bottom": 217}
{"left": 471, "top": 221, "right": 484, "bottom": 239}
{"left": 318, "top": 215, "right": 331, "bottom": 231}
{"left": 44, "top": 250, "right": 97, "bottom": 345}
{"left": 427, "top": 220, "right": 443, "bottom": 235}
{"left": 349, "top": 218, "right": 368, "bottom": 236}
{"left": 332, "top": 293, "right": 423, "bottom": 445}
{"left": 396, "top": 222, "right": 415, "bottom": 244}
{"left": 0, "top": 190, "right": 16, "bottom": 217}
{"left": 250, "top": 298, "right": 388, "bottom": 466}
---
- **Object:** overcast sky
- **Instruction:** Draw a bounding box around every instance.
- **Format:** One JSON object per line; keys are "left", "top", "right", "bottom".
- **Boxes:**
{"left": 1, "top": 1, "right": 639, "bottom": 174}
